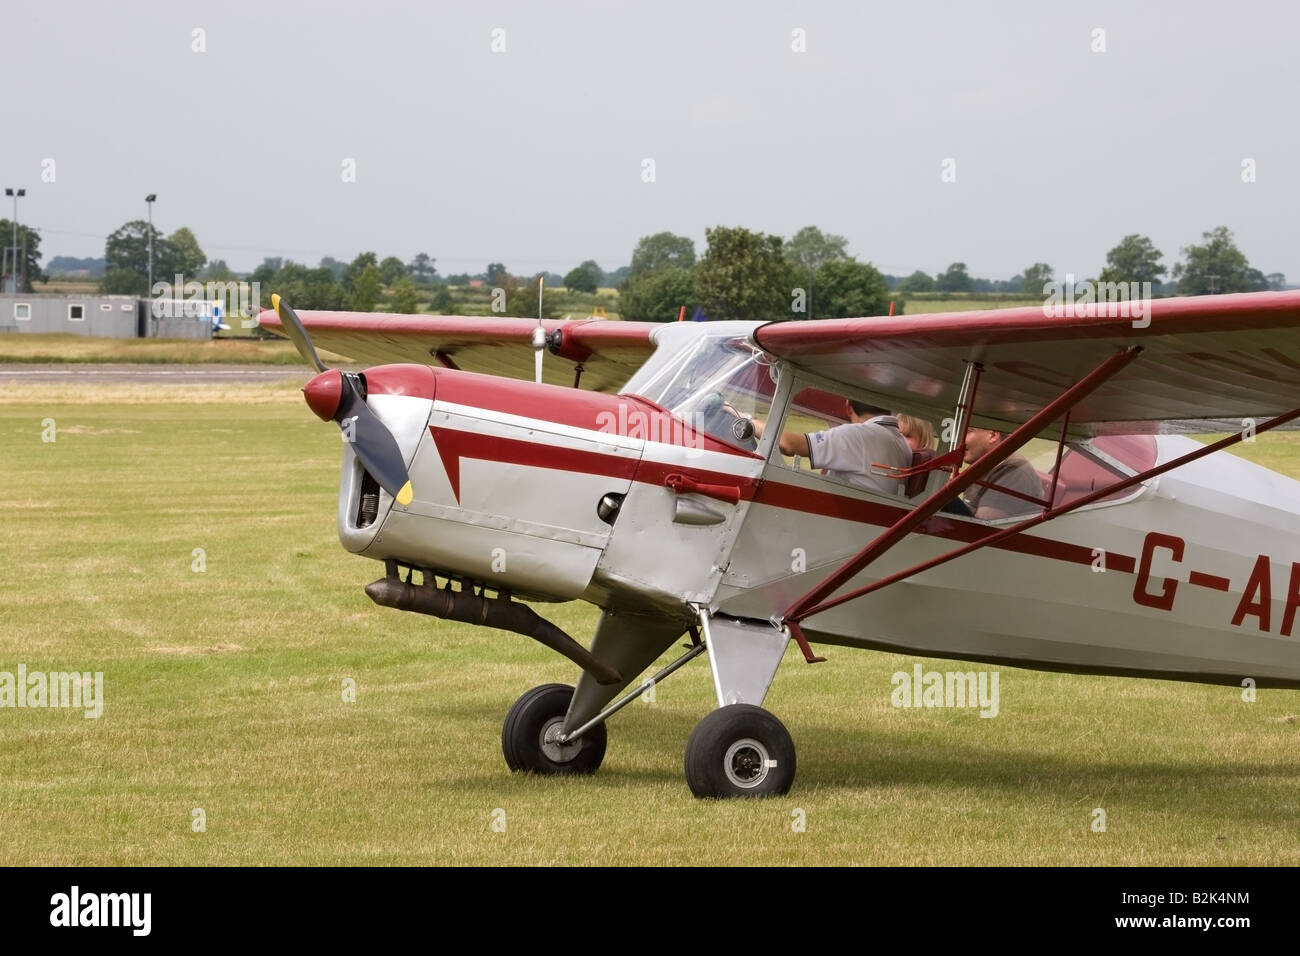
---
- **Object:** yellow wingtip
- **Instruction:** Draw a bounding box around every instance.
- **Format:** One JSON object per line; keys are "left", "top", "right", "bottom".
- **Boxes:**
{"left": 271, "top": 292, "right": 281, "bottom": 311}
{"left": 396, "top": 481, "right": 413, "bottom": 506}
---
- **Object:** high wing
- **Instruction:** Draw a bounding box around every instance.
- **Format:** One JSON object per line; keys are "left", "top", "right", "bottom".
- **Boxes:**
{"left": 258, "top": 310, "right": 662, "bottom": 392}
{"left": 754, "top": 290, "right": 1300, "bottom": 435}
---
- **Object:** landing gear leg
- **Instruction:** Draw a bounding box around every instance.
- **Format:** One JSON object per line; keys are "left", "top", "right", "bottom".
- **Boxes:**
{"left": 685, "top": 611, "right": 797, "bottom": 798}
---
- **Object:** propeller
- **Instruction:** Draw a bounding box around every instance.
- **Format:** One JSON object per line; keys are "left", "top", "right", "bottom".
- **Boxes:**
{"left": 273, "top": 294, "right": 414, "bottom": 507}
{"left": 532, "top": 276, "right": 546, "bottom": 384}
{"left": 532, "top": 321, "right": 546, "bottom": 384}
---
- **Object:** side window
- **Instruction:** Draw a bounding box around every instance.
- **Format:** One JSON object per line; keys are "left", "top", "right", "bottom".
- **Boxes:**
{"left": 68, "top": 304, "right": 85, "bottom": 321}
{"left": 1046, "top": 435, "right": 1154, "bottom": 510}
{"left": 769, "top": 381, "right": 934, "bottom": 498}
{"left": 14, "top": 303, "right": 30, "bottom": 320}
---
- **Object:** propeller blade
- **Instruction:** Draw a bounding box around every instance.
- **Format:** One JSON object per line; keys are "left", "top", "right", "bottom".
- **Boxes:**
{"left": 531, "top": 322, "right": 546, "bottom": 385}
{"left": 272, "top": 293, "right": 328, "bottom": 374}
{"left": 338, "top": 374, "right": 413, "bottom": 506}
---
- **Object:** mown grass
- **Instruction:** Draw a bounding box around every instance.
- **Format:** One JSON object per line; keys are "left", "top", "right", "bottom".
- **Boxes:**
{"left": 903, "top": 297, "right": 1039, "bottom": 314}
{"left": 1, "top": 388, "right": 1298, "bottom": 865}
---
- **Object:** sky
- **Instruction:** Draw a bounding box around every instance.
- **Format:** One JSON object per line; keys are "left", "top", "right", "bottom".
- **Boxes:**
{"left": 5, "top": 0, "right": 1298, "bottom": 280}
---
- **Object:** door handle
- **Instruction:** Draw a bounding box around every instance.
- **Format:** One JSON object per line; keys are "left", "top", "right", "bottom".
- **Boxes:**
{"left": 664, "top": 473, "right": 740, "bottom": 505}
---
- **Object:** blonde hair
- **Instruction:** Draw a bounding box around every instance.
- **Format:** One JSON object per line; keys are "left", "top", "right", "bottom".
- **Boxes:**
{"left": 896, "top": 413, "right": 934, "bottom": 451}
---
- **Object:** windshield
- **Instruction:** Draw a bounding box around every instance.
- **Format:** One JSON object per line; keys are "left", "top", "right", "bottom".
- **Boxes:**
{"left": 621, "top": 330, "right": 776, "bottom": 450}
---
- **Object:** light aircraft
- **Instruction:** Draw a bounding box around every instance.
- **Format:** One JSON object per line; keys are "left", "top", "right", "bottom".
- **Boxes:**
{"left": 262, "top": 290, "right": 1300, "bottom": 797}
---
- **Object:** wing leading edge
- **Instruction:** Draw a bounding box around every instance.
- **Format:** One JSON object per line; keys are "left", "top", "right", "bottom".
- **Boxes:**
{"left": 258, "top": 310, "right": 662, "bottom": 392}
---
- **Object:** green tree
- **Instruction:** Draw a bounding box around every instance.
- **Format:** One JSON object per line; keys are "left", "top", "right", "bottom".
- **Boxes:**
{"left": 485, "top": 262, "right": 509, "bottom": 287}
{"left": 619, "top": 268, "right": 698, "bottom": 322}
{"left": 319, "top": 256, "right": 347, "bottom": 279}
{"left": 249, "top": 264, "right": 276, "bottom": 287}
{"left": 696, "top": 226, "right": 796, "bottom": 321}
{"left": 629, "top": 232, "right": 695, "bottom": 279}
{"left": 104, "top": 220, "right": 207, "bottom": 292}
{"left": 505, "top": 275, "right": 560, "bottom": 318}
{"left": 810, "top": 259, "right": 892, "bottom": 319}
{"left": 390, "top": 277, "right": 420, "bottom": 313}
{"left": 343, "top": 252, "right": 378, "bottom": 291}
{"left": 409, "top": 252, "right": 437, "bottom": 283}
{"left": 784, "top": 225, "right": 849, "bottom": 274}
{"left": 103, "top": 219, "right": 159, "bottom": 293}
{"left": 379, "top": 256, "right": 408, "bottom": 286}
{"left": 899, "top": 270, "right": 935, "bottom": 293}
{"left": 258, "top": 261, "right": 350, "bottom": 311}
{"left": 1019, "top": 262, "right": 1054, "bottom": 294}
{"left": 1265, "top": 272, "right": 1287, "bottom": 291}
{"left": 1099, "top": 235, "right": 1166, "bottom": 286}
{"left": 935, "top": 262, "right": 972, "bottom": 293}
{"left": 298, "top": 266, "right": 350, "bottom": 309}
{"left": 160, "top": 226, "right": 206, "bottom": 279}
{"left": 0, "top": 219, "right": 44, "bottom": 291}
{"left": 563, "top": 260, "right": 601, "bottom": 293}
{"left": 350, "top": 264, "right": 382, "bottom": 311}
{"left": 1172, "top": 226, "right": 1255, "bottom": 295}
{"left": 429, "top": 284, "right": 454, "bottom": 313}
{"left": 202, "top": 259, "right": 234, "bottom": 280}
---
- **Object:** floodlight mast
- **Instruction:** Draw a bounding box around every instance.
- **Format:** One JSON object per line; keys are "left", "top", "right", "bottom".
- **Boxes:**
{"left": 145, "top": 194, "right": 157, "bottom": 292}
{"left": 4, "top": 187, "right": 24, "bottom": 293}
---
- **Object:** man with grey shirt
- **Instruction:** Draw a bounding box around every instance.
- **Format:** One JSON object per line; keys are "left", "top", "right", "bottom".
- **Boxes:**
{"left": 756, "top": 400, "right": 912, "bottom": 496}
{"left": 962, "top": 427, "right": 1045, "bottom": 519}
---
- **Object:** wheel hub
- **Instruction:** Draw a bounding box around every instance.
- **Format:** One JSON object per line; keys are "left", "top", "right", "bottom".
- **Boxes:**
{"left": 540, "top": 717, "right": 581, "bottom": 763}
{"left": 724, "top": 737, "right": 770, "bottom": 789}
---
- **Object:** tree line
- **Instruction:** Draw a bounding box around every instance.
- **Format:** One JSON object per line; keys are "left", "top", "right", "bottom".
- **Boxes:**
{"left": 618, "top": 225, "right": 1287, "bottom": 322}
{"left": 4, "top": 216, "right": 1288, "bottom": 319}
{"left": 897, "top": 228, "right": 1285, "bottom": 298}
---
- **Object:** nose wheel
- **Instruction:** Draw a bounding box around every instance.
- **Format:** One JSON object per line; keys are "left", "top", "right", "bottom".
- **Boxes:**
{"left": 502, "top": 683, "right": 606, "bottom": 775}
{"left": 684, "top": 704, "right": 796, "bottom": 798}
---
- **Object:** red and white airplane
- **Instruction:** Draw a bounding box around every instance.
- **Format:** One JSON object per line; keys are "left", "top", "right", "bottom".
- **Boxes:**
{"left": 262, "top": 291, "right": 1300, "bottom": 797}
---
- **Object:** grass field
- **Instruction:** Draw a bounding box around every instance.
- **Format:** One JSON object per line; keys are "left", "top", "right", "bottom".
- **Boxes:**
{"left": 2, "top": 385, "right": 1299, "bottom": 865}
{"left": 903, "top": 297, "right": 1040, "bottom": 314}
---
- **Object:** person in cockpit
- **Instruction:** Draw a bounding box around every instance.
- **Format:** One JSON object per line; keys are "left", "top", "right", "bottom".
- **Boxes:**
{"left": 755, "top": 400, "right": 912, "bottom": 495}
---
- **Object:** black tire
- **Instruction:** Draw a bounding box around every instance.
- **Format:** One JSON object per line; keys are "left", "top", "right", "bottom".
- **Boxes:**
{"left": 501, "top": 683, "right": 606, "bottom": 775}
{"left": 684, "top": 704, "right": 796, "bottom": 798}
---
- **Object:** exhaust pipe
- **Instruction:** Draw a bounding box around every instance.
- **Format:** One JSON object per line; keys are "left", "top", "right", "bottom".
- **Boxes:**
{"left": 364, "top": 571, "right": 623, "bottom": 685}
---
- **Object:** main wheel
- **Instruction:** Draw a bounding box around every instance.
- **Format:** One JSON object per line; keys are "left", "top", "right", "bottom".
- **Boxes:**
{"left": 502, "top": 683, "right": 606, "bottom": 775}
{"left": 684, "top": 704, "right": 796, "bottom": 798}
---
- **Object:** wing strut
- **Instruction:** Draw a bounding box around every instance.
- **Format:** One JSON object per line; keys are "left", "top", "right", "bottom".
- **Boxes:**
{"left": 782, "top": 346, "right": 1143, "bottom": 664}
{"left": 804, "top": 403, "right": 1300, "bottom": 624}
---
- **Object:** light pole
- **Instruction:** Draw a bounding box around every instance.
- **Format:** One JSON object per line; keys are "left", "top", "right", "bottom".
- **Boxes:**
{"left": 4, "top": 187, "right": 24, "bottom": 293}
{"left": 145, "top": 193, "right": 157, "bottom": 297}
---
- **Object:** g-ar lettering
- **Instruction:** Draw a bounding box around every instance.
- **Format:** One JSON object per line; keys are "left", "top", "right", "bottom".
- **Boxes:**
{"left": 1132, "top": 531, "right": 1300, "bottom": 635}
{"left": 1133, "top": 532, "right": 1183, "bottom": 610}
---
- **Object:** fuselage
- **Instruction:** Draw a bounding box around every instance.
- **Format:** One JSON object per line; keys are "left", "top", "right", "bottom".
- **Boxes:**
{"left": 337, "top": 355, "right": 1300, "bottom": 688}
